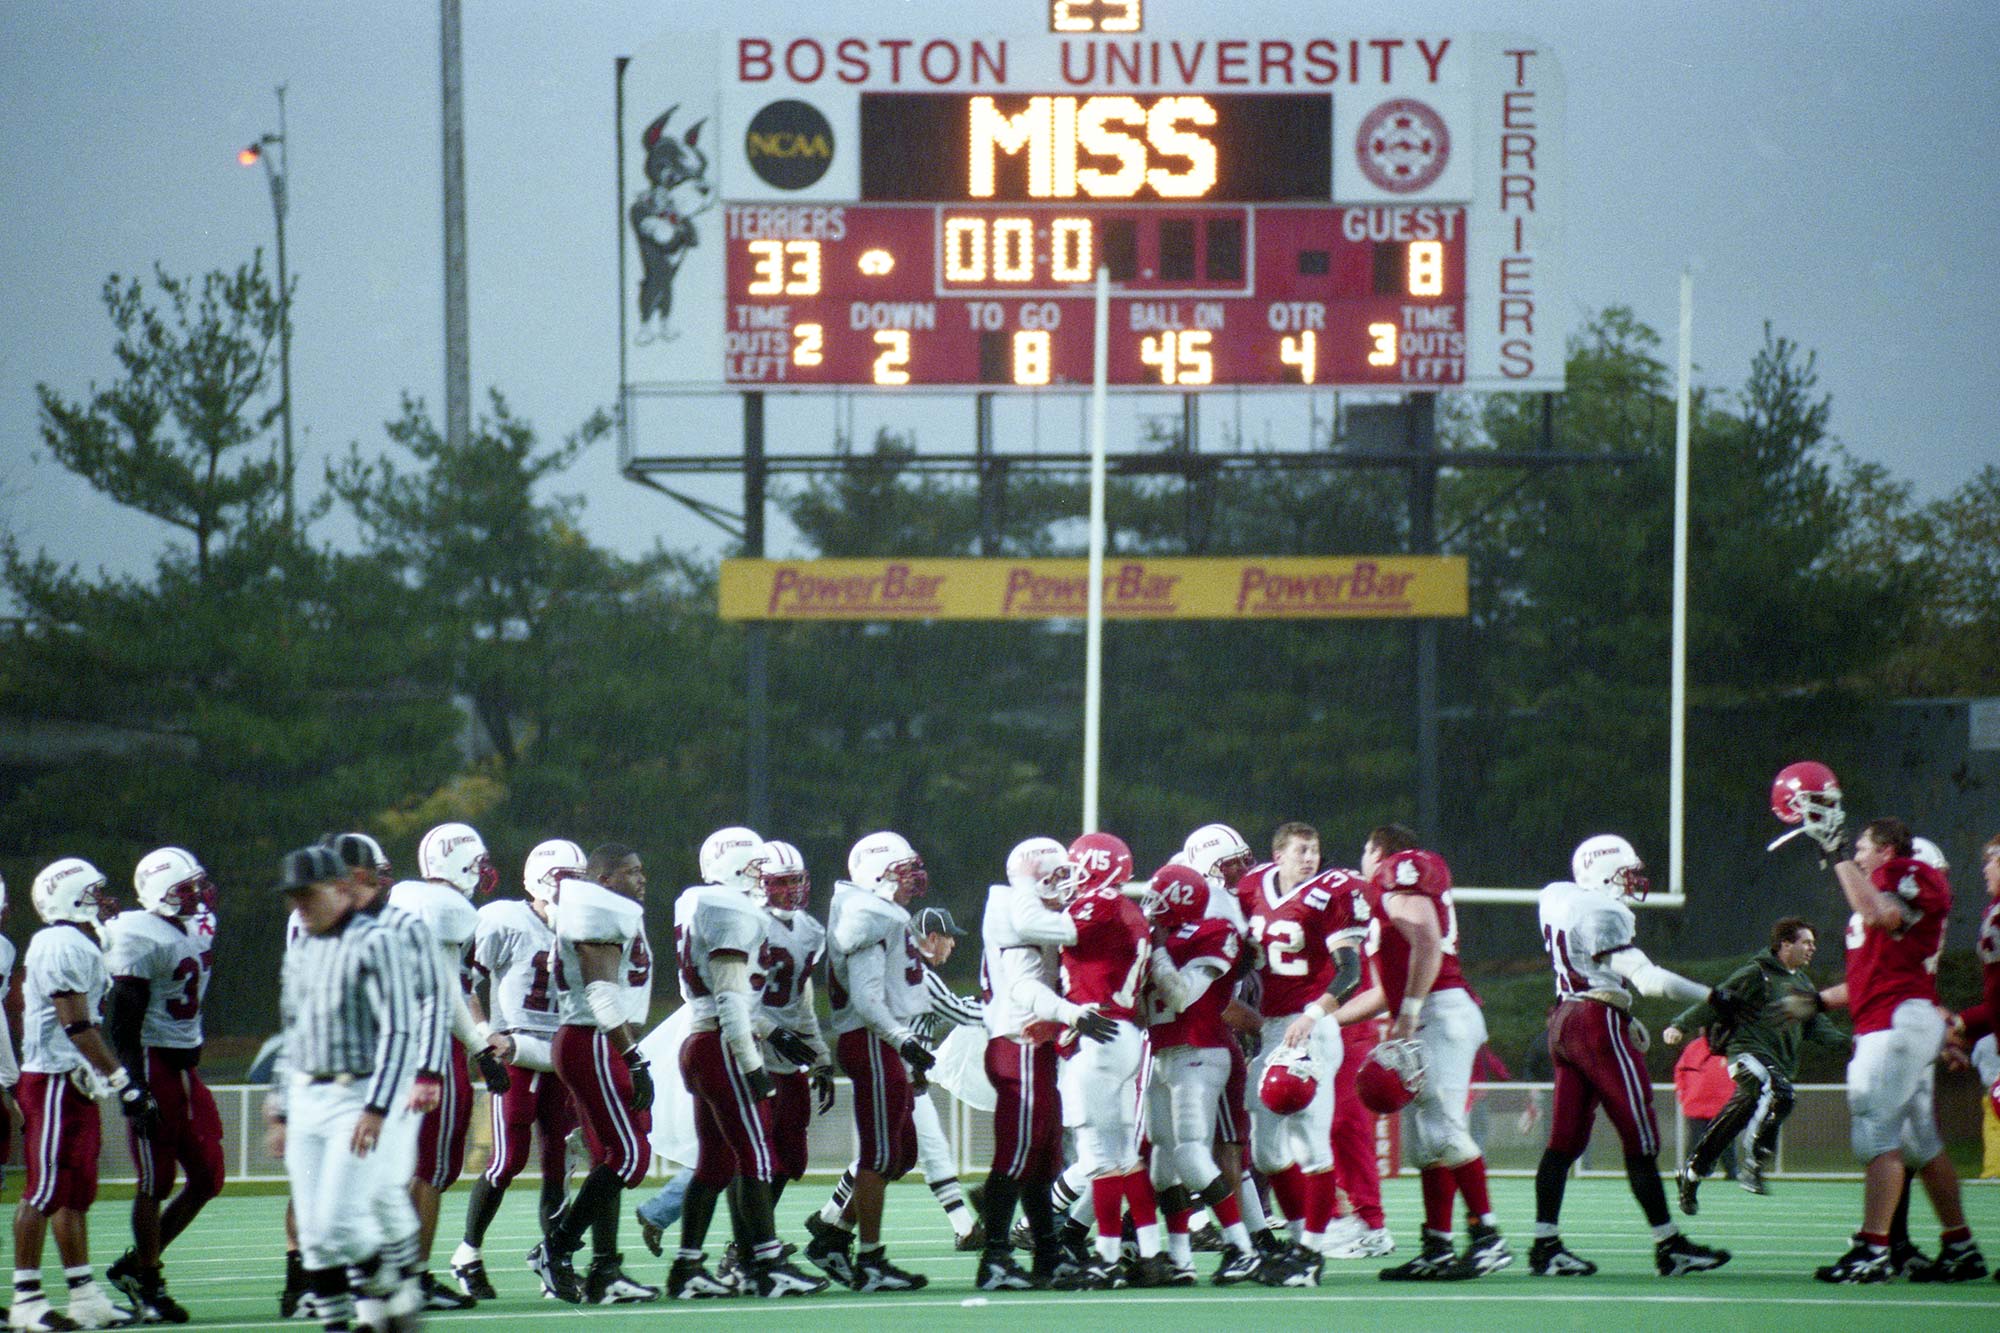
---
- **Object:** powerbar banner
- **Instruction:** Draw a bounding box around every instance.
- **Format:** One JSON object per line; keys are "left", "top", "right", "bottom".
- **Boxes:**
{"left": 719, "top": 556, "right": 1467, "bottom": 621}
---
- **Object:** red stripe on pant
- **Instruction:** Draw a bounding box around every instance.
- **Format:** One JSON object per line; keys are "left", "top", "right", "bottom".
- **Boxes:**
{"left": 680, "top": 1029, "right": 780, "bottom": 1187}
{"left": 551, "top": 1025, "right": 651, "bottom": 1188}
{"left": 985, "top": 1036, "right": 1060, "bottom": 1183}
{"left": 482, "top": 1069, "right": 579, "bottom": 1188}
{"left": 19, "top": 1071, "right": 100, "bottom": 1215}
{"left": 837, "top": 1029, "right": 917, "bottom": 1180}
{"left": 129, "top": 1051, "right": 225, "bottom": 1206}
{"left": 416, "top": 1042, "right": 473, "bottom": 1189}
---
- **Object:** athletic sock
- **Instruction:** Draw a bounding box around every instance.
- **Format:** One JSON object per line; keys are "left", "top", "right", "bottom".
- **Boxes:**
{"left": 461, "top": 1176, "right": 505, "bottom": 1250}
{"left": 1090, "top": 1177, "right": 1125, "bottom": 1244}
{"left": 1166, "top": 1230, "right": 1191, "bottom": 1266}
{"left": 1236, "top": 1172, "right": 1269, "bottom": 1233}
{"left": 1624, "top": 1153, "right": 1671, "bottom": 1229}
{"left": 1534, "top": 1149, "right": 1574, "bottom": 1229}
{"left": 1419, "top": 1165, "right": 1457, "bottom": 1235}
{"left": 1451, "top": 1158, "right": 1494, "bottom": 1227}
{"left": 63, "top": 1266, "right": 92, "bottom": 1291}
{"left": 981, "top": 1173, "right": 1022, "bottom": 1244}
{"left": 1267, "top": 1165, "right": 1308, "bottom": 1241}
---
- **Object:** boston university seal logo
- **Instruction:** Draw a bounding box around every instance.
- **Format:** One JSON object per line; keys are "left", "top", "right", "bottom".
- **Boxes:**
{"left": 1355, "top": 98, "right": 1450, "bottom": 194}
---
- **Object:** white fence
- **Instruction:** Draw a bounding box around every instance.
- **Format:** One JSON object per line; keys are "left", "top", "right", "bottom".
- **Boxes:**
{"left": 88, "top": 1081, "right": 1915, "bottom": 1186}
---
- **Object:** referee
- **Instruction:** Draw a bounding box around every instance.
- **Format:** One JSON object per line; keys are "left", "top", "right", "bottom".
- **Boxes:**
{"left": 266, "top": 846, "right": 425, "bottom": 1333}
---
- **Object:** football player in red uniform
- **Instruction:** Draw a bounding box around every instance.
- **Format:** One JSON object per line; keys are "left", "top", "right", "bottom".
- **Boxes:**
{"left": 1944, "top": 833, "right": 2000, "bottom": 1180}
{"left": 1338, "top": 825, "right": 1510, "bottom": 1281}
{"left": 1144, "top": 864, "right": 1266, "bottom": 1284}
{"left": 1235, "top": 822, "right": 1368, "bottom": 1283}
{"left": 1058, "top": 842, "right": 1170, "bottom": 1286}
{"left": 1802, "top": 815, "right": 1985, "bottom": 1283}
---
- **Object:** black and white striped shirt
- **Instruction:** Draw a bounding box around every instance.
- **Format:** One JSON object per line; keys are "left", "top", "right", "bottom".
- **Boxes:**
{"left": 358, "top": 898, "right": 446, "bottom": 1078}
{"left": 922, "top": 966, "right": 983, "bottom": 1028}
{"left": 276, "top": 909, "right": 421, "bottom": 1114}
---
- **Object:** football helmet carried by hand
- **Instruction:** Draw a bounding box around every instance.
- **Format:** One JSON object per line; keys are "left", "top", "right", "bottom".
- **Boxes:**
{"left": 699, "top": 826, "right": 763, "bottom": 892}
{"left": 752, "top": 839, "right": 811, "bottom": 915}
{"left": 849, "top": 830, "right": 928, "bottom": 902}
{"left": 1356, "top": 1039, "right": 1429, "bottom": 1114}
{"left": 1571, "top": 834, "right": 1650, "bottom": 900}
{"left": 33, "top": 857, "right": 110, "bottom": 928}
{"left": 1141, "top": 863, "right": 1211, "bottom": 929}
{"left": 1184, "top": 823, "right": 1254, "bottom": 890}
{"left": 1910, "top": 837, "right": 1947, "bottom": 871}
{"left": 1259, "top": 1045, "right": 1321, "bottom": 1115}
{"left": 1770, "top": 761, "right": 1844, "bottom": 849}
{"left": 1007, "top": 836, "right": 1077, "bottom": 904}
{"left": 523, "top": 838, "right": 586, "bottom": 903}
{"left": 1068, "top": 831, "right": 1134, "bottom": 894}
{"left": 419, "top": 822, "right": 498, "bottom": 897}
{"left": 134, "top": 846, "right": 210, "bottom": 918}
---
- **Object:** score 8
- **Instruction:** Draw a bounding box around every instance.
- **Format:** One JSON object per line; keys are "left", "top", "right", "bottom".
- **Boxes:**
{"left": 1408, "top": 241, "right": 1443, "bottom": 297}
{"left": 1013, "top": 331, "right": 1051, "bottom": 385}
{"left": 746, "top": 240, "right": 821, "bottom": 296}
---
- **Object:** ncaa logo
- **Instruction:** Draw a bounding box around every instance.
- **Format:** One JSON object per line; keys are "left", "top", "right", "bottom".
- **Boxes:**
{"left": 1355, "top": 98, "right": 1450, "bottom": 194}
{"left": 745, "top": 99, "right": 835, "bottom": 190}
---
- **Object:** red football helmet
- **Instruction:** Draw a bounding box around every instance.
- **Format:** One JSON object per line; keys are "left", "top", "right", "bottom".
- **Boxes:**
{"left": 1355, "top": 1039, "right": 1428, "bottom": 1115}
{"left": 1141, "top": 863, "right": 1211, "bottom": 929}
{"left": 1770, "top": 761, "right": 1842, "bottom": 828}
{"left": 1259, "top": 1045, "right": 1321, "bottom": 1115}
{"left": 1068, "top": 832, "right": 1134, "bottom": 893}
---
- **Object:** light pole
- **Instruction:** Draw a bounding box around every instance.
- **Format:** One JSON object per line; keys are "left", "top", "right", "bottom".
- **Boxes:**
{"left": 238, "top": 84, "right": 294, "bottom": 529}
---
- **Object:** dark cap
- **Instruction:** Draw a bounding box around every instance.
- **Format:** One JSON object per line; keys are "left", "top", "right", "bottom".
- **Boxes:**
{"left": 278, "top": 846, "right": 346, "bottom": 893}
{"left": 912, "top": 906, "right": 966, "bottom": 937}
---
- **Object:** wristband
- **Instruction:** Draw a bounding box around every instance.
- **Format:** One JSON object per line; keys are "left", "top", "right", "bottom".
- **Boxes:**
{"left": 1399, "top": 997, "right": 1425, "bottom": 1020}
{"left": 105, "top": 1067, "right": 131, "bottom": 1093}
{"left": 63, "top": 1020, "right": 96, "bottom": 1037}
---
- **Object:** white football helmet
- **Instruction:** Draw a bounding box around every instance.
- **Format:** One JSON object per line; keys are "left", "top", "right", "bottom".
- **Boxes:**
{"left": 699, "top": 826, "right": 763, "bottom": 893}
{"left": 419, "top": 821, "right": 497, "bottom": 897}
{"left": 1572, "top": 834, "right": 1650, "bottom": 900}
{"left": 848, "top": 831, "right": 928, "bottom": 902}
{"left": 1911, "top": 837, "right": 1947, "bottom": 871}
{"left": 134, "top": 846, "right": 209, "bottom": 918}
{"left": 1184, "top": 822, "right": 1254, "bottom": 890}
{"left": 751, "top": 839, "right": 811, "bottom": 917}
{"left": 1006, "top": 836, "right": 1078, "bottom": 903}
{"left": 33, "top": 857, "right": 110, "bottom": 928}
{"left": 524, "top": 838, "right": 587, "bottom": 903}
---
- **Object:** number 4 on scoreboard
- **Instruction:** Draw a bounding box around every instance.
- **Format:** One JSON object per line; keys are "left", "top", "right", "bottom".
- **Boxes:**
{"left": 1279, "top": 330, "right": 1316, "bottom": 383}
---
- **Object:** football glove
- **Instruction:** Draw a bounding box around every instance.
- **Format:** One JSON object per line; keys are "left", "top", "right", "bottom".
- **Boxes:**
{"left": 898, "top": 1038, "right": 937, "bottom": 1073}
{"left": 768, "top": 1027, "right": 818, "bottom": 1068}
{"left": 810, "top": 1065, "right": 836, "bottom": 1114}
{"left": 746, "top": 1067, "right": 777, "bottom": 1101}
{"left": 119, "top": 1082, "right": 161, "bottom": 1133}
{"left": 623, "top": 1048, "right": 654, "bottom": 1113}
{"left": 1074, "top": 1007, "right": 1119, "bottom": 1045}
{"left": 472, "top": 1047, "right": 512, "bottom": 1095}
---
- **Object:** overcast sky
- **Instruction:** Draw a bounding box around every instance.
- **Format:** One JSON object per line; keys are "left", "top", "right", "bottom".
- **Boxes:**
{"left": 3, "top": 0, "right": 1995, "bottom": 591}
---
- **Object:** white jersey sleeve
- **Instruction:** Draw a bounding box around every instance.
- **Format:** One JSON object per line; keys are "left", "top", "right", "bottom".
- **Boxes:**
{"left": 22, "top": 925, "right": 109, "bottom": 1075}
{"left": 676, "top": 887, "right": 765, "bottom": 1024}
{"left": 103, "top": 910, "right": 211, "bottom": 1049}
{"left": 980, "top": 883, "right": 1065, "bottom": 1041}
{"left": 552, "top": 881, "right": 650, "bottom": 1028}
{"left": 0, "top": 937, "right": 17, "bottom": 1087}
{"left": 475, "top": 900, "right": 560, "bottom": 1036}
{"left": 827, "top": 885, "right": 928, "bottom": 1038}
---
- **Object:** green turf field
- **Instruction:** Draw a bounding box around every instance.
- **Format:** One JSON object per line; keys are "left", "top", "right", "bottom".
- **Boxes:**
{"left": 64, "top": 1175, "right": 2000, "bottom": 1332}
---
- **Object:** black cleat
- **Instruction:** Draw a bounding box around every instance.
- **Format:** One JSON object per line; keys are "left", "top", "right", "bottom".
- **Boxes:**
{"left": 636, "top": 1210, "right": 665, "bottom": 1259}
{"left": 1814, "top": 1240, "right": 1890, "bottom": 1284}
{"left": 1124, "top": 1254, "right": 1178, "bottom": 1288}
{"left": 954, "top": 1220, "right": 988, "bottom": 1252}
{"left": 853, "top": 1251, "right": 928, "bottom": 1293}
{"left": 1379, "top": 1232, "right": 1470, "bottom": 1282}
{"left": 1906, "top": 1239, "right": 1988, "bottom": 1283}
{"left": 1528, "top": 1236, "right": 1598, "bottom": 1277}
{"left": 525, "top": 1241, "right": 583, "bottom": 1304}
{"left": 1212, "top": 1249, "right": 1264, "bottom": 1286}
{"left": 450, "top": 1258, "right": 497, "bottom": 1302}
{"left": 1458, "top": 1224, "right": 1513, "bottom": 1277}
{"left": 1188, "top": 1222, "right": 1224, "bottom": 1253}
{"left": 748, "top": 1259, "right": 828, "bottom": 1298}
{"left": 420, "top": 1271, "right": 475, "bottom": 1310}
{"left": 665, "top": 1255, "right": 733, "bottom": 1300}
{"left": 279, "top": 1253, "right": 307, "bottom": 1320}
{"left": 1890, "top": 1242, "right": 1932, "bottom": 1278}
{"left": 1676, "top": 1163, "right": 1702, "bottom": 1216}
{"left": 1656, "top": 1232, "right": 1731, "bottom": 1277}
{"left": 802, "top": 1214, "right": 857, "bottom": 1289}
{"left": 975, "top": 1252, "right": 1042, "bottom": 1291}
{"left": 585, "top": 1254, "right": 660, "bottom": 1304}
{"left": 1050, "top": 1258, "right": 1124, "bottom": 1290}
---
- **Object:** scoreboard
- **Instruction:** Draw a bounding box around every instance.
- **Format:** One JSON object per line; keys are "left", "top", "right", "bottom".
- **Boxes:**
{"left": 619, "top": 4, "right": 1563, "bottom": 393}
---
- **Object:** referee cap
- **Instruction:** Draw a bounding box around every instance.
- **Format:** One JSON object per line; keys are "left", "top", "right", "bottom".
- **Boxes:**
{"left": 912, "top": 906, "right": 966, "bottom": 937}
{"left": 278, "top": 845, "right": 345, "bottom": 893}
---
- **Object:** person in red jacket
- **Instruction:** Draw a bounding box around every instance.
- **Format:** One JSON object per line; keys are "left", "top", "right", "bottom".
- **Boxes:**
{"left": 1668, "top": 1036, "right": 1738, "bottom": 1179}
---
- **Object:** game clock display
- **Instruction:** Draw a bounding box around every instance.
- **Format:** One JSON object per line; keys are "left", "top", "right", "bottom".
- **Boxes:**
{"left": 724, "top": 92, "right": 1466, "bottom": 389}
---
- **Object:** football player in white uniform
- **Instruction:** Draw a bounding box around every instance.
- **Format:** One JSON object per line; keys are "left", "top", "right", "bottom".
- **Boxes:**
{"left": 665, "top": 829, "right": 825, "bottom": 1301}
{"left": 1532, "top": 835, "right": 1734, "bottom": 1277}
{"left": 0, "top": 873, "right": 19, "bottom": 1202}
{"left": 529, "top": 843, "right": 658, "bottom": 1304}
{"left": 101, "top": 847, "right": 223, "bottom": 1323}
{"left": 747, "top": 840, "right": 833, "bottom": 1206}
{"left": 13, "top": 858, "right": 159, "bottom": 1331}
{"left": 388, "top": 822, "right": 513, "bottom": 1311}
{"left": 803, "top": 832, "right": 936, "bottom": 1294}
{"left": 451, "top": 838, "right": 585, "bottom": 1299}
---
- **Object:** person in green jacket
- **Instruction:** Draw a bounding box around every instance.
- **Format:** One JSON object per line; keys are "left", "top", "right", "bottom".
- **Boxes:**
{"left": 1662, "top": 917, "right": 1848, "bottom": 1211}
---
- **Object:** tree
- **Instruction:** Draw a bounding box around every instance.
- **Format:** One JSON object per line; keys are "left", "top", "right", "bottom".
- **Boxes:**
{"left": 33, "top": 260, "right": 287, "bottom": 579}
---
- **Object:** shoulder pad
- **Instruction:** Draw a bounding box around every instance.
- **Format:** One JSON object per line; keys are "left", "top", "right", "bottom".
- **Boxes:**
{"left": 556, "top": 881, "right": 639, "bottom": 943}
{"left": 833, "top": 890, "right": 907, "bottom": 952}
{"left": 695, "top": 891, "right": 764, "bottom": 955}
